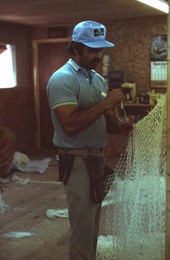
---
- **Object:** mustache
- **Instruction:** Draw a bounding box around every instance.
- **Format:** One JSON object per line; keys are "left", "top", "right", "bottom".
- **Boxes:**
{"left": 92, "top": 58, "right": 101, "bottom": 63}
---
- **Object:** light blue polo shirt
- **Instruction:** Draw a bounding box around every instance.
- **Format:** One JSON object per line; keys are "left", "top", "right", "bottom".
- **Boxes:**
{"left": 47, "top": 59, "right": 108, "bottom": 148}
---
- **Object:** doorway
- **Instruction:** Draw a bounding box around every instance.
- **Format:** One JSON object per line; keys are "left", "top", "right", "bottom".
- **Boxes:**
{"left": 33, "top": 38, "right": 70, "bottom": 149}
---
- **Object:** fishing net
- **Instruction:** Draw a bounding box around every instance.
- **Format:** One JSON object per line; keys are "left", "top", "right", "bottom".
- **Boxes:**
{"left": 97, "top": 94, "right": 166, "bottom": 260}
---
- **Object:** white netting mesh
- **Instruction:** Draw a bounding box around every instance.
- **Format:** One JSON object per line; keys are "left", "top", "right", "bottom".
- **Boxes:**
{"left": 97, "top": 95, "right": 166, "bottom": 260}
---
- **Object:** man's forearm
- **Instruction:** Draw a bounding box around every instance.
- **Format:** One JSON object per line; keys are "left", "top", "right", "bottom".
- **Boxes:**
{"left": 71, "top": 104, "right": 123, "bottom": 135}
{"left": 64, "top": 98, "right": 113, "bottom": 135}
{"left": 54, "top": 88, "right": 125, "bottom": 135}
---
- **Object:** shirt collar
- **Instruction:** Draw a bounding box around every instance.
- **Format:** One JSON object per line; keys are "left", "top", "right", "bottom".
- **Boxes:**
{"left": 67, "top": 58, "right": 81, "bottom": 71}
{"left": 67, "top": 59, "right": 95, "bottom": 75}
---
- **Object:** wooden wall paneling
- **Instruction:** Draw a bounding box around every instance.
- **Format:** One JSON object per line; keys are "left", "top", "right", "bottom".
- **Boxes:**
{"left": 166, "top": 3, "right": 170, "bottom": 259}
{"left": 33, "top": 41, "right": 41, "bottom": 149}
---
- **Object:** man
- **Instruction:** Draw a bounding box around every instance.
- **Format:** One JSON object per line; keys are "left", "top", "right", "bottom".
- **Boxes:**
{"left": 47, "top": 20, "right": 132, "bottom": 260}
{"left": 0, "top": 126, "right": 15, "bottom": 178}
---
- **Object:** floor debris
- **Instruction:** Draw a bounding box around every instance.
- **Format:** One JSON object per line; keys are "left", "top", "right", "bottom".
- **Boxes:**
{"left": 0, "top": 193, "right": 12, "bottom": 214}
{"left": 1, "top": 232, "right": 35, "bottom": 239}
{"left": 46, "top": 209, "right": 68, "bottom": 219}
{"left": 11, "top": 158, "right": 52, "bottom": 174}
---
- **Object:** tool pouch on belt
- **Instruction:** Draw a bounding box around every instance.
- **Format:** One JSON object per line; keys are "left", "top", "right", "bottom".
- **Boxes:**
{"left": 83, "top": 155, "right": 114, "bottom": 203}
{"left": 57, "top": 154, "right": 74, "bottom": 185}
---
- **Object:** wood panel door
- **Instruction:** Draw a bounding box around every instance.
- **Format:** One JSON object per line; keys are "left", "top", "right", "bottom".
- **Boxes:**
{"left": 33, "top": 39, "right": 70, "bottom": 149}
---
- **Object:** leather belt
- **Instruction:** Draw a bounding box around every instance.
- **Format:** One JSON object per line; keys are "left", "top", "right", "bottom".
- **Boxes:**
{"left": 56, "top": 147, "right": 104, "bottom": 156}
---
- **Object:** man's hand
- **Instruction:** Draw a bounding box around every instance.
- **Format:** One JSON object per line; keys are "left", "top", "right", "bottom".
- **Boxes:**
{"left": 104, "top": 89, "right": 125, "bottom": 110}
{"left": 117, "top": 121, "right": 133, "bottom": 135}
{"left": 105, "top": 109, "right": 133, "bottom": 135}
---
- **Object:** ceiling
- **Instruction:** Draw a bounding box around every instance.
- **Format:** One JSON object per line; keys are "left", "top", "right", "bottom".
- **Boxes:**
{"left": 0, "top": 0, "right": 168, "bottom": 27}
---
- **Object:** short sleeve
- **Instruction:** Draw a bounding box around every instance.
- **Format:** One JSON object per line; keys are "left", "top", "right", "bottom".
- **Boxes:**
{"left": 47, "top": 71, "right": 79, "bottom": 109}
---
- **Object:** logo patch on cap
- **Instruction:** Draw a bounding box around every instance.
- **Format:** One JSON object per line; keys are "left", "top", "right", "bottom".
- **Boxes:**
{"left": 71, "top": 21, "right": 114, "bottom": 48}
{"left": 93, "top": 28, "right": 104, "bottom": 37}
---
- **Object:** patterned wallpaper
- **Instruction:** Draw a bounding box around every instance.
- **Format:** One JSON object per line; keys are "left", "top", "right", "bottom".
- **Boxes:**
{"left": 105, "top": 15, "right": 167, "bottom": 95}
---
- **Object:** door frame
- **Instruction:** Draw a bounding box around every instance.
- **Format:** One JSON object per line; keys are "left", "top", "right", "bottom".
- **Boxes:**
{"left": 32, "top": 38, "right": 70, "bottom": 149}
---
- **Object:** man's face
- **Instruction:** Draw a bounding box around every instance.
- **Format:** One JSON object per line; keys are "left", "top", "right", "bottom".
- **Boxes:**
{"left": 78, "top": 46, "right": 104, "bottom": 70}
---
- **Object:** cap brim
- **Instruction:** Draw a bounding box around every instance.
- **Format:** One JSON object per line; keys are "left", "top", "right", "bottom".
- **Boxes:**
{"left": 83, "top": 40, "right": 114, "bottom": 48}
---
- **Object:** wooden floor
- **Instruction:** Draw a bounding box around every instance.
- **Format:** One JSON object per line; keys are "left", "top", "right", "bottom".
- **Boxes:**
{"left": 0, "top": 150, "right": 108, "bottom": 260}
{"left": 0, "top": 152, "right": 67, "bottom": 259}
{"left": 0, "top": 149, "right": 169, "bottom": 260}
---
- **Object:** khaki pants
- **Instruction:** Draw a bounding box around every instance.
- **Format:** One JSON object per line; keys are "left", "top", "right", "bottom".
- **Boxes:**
{"left": 65, "top": 156, "right": 101, "bottom": 260}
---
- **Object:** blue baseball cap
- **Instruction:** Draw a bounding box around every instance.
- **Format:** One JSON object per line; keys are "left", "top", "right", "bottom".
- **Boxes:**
{"left": 71, "top": 20, "right": 114, "bottom": 48}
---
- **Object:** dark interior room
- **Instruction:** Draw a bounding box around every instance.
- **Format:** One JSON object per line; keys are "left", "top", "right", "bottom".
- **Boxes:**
{"left": 0, "top": 0, "right": 169, "bottom": 259}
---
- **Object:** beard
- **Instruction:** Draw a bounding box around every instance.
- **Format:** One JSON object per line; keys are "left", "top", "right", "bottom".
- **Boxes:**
{"left": 85, "top": 59, "right": 101, "bottom": 70}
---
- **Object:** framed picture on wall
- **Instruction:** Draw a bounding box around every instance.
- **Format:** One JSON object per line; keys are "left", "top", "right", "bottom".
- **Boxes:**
{"left": 150, "top": 35, "right": 167, "bottom": 61}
